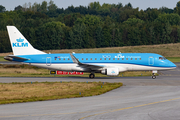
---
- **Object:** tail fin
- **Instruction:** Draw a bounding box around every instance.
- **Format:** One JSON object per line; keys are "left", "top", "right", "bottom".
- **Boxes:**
{"left": 7, "top": 26, "right": 46, "bottom": 55}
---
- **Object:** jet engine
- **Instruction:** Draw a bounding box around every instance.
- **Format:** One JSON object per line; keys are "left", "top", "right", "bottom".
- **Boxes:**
{"left": 101, "top": 68, "right": 119, "bottom": 76}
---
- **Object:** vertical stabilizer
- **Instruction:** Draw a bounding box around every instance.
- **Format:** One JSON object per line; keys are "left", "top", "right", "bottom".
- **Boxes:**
{"left": 7, "top": 26, "right": 46, "bottom": 55}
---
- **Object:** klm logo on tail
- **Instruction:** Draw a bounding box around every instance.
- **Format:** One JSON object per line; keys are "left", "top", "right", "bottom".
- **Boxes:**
{"left": 12, "top": 38, "right": 28, "bottom": 47}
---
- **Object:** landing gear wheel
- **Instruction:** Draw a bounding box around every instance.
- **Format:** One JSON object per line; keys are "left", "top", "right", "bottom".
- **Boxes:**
{"left": 152, "top": 75, "right": 156, "bottom": 79}
{"left": 89, "top": 73, "right": 95, "bottom": 79}
{"left": 152, "top": 73, "right": 156, "bottom": 79}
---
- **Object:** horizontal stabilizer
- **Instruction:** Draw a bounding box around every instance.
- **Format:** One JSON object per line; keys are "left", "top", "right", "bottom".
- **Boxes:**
{"left": 4, "top": 55, "right": 29, "bottom": 61}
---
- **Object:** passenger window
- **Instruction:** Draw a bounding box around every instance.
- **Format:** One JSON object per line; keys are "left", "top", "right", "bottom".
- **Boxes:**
{"left": 109, "top": 58, "right": 111, "bottom": 60}
{"left": 118, "top": 58, "right": 119, "bottom": 60}
{"left": 135, "top": 58, "right": 137, "bottom": 60}
{"left": 68, "top": 58, "right": 70, "bottom": 60}
{"left": 126, "top": 58, "right": 128, "bottom": 60}
{"left": 122, "top": 58, "right": 124, "bottom": 60}
{"left": 100, "top": 58, "right": 102, "bottom": 60}
{"left": 63, "top": 58, "right": 65, "bottom": 60}
{"left": 91, "top": 58, "right": 92, "bottom": 60}
{"left": 113, "top": 58, "right": 115, "bottom": 60}
{"left": 139, "top": 58, "right": 141, "bottom": 60}
{"left": 131, "top": 58, "right": 133, "bottom": 60}
{"left": 59, "top": 58, "right": 61, "bottom": 60}
{"left": 82, "top": 58, "right": 83, "bottom": 60}
{"left": 86, "top": 58, "right": 88, "bottom": 60}
{"left": 104, "top": 58, "right": 106, "bottom": 60}
{"left": 95, "top": 58, "right": 97, "bottom": 60}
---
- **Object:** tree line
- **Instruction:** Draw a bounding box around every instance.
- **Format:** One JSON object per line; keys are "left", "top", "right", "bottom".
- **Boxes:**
{"left": 1, "top": 0, "right": 180, "bottom": 53}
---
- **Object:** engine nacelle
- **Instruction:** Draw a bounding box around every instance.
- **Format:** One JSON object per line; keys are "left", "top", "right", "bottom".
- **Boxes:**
{"left": 101, "top": 68, "right": 119, "bottom": 76}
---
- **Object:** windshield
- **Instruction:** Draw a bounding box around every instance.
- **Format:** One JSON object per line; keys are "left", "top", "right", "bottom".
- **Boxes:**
{"left": 159, "top": 57, "right": 166, "bottom": 60}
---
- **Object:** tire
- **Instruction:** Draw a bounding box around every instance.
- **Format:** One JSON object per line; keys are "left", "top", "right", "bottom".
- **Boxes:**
{"left": 89, "top": 74, "right": 95, "bottom": 79}
{"left": 152, "top": 76, "right": 156, "bottom": 79}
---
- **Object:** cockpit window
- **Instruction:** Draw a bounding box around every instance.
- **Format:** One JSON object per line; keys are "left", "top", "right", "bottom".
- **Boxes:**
{"left": 159, "top": 57, "right": 166, "bottom": 60}
{"left": 159, "top": 57, "right": 163, "bottom": 60}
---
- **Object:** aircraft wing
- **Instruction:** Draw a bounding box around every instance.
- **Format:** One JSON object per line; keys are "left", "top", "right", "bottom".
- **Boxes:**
{"left": 70, "top": 53, "right": 104, "bottom": 69}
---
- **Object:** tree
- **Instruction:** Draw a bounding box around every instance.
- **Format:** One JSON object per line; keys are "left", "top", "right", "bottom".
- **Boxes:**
{"left": 144, "top": 8, "right": 160, "bottom": 22}
{"left": 114, "top": 28, "right": 124, "bottom": 46}
{"left": 28, "top": 2, "right": 32, "bottom": 11}
{"left": 159, "top": 7, "right": 173, "bottom": 14}
{"left": 0, "top": 5, "right": 6, "bottom": 13}
{"left": 123, "top": 18, "right": 144, "bottom": 26}
{"left": 177, "top": 27, "right": 180, "bottom": 42}
{"left": 23, "top": 3, "right": 28, "bottom": 11}
{"left": 175, "top": 1, "right": 180, "bottom": 15}
{"left": 48, "top": 0, "right": 57, "bottom": 11}
{"left": 47, "top": 0, "right": 58, "bottom": 17}
{"left": 70, "top": 24, "right": 86, "bottom": 49}
{"left": 75, "top": 14, "right": 101, "bottom": 26}
{"left": 154, "top": 13, "right": 180, "bottom": 26}
{"left": 95, "top": 26, "right": 104, "bottom": 48}
{"left": 35, "top": 21, "right": 65, "bottom": 50}
{"left": 41, "top": 1, "right": 47, "bottom": 13}
{"left": 117, "top": 3, "right": 123, "bottom": 9}
{"left": 0, "top": 31, "right": 11, "bottom": 53}
{"left": 14, "top": 5, "right": 23, "bottom": 11}
{"left": 89, "top": 2, "right": 101, "bottom": 10}
{"left": 126, "top": 3, "right": 132, "bottom": 8}
{"left": 148, "top": 26, "right": 155, "bottom": 44}
{"left": 123, "top": 18, "right": 144, "bottom": 46}
{"left": 32, "top": 2, "right": 41, "bottom": 12}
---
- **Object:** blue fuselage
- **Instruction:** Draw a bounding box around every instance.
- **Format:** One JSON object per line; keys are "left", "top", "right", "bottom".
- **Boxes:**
{"left": 13, "top": 53, "right": 176, "bottom": 72}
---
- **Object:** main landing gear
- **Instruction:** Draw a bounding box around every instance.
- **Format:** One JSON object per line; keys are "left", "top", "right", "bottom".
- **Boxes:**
{"left": 152, "top": 73, "right": 156, "bottom": 79}
{"left": 89, "top": 73, "right": 95, "bottom": 79}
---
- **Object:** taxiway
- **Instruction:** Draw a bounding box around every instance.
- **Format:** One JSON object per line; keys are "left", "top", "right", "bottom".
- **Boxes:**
{"left": 0, "top": 76, "right": 180, "bottom": 120}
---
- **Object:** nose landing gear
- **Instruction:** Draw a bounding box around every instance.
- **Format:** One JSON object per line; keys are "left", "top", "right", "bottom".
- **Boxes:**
{"left": 152, "top": 70, "right": 157, "bottom": 79}
{"left": 152, "top": 73, "right": 156, "bottom": 79}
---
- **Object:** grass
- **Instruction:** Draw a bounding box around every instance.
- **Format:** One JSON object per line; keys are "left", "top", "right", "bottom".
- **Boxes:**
{"left": 0, "top": 82, "right": 123, "bottom": 104}
{"left": 43, "top": 43, "right": 180, "bottom": 57}
{"left": 0, "top": 64, "right": 152, "bottom": 77}
{"left": 0, "top": 56, "right": 6, "bottom": 61}
{"left": 166, "top": 57, "right": 180, "bottom": 62}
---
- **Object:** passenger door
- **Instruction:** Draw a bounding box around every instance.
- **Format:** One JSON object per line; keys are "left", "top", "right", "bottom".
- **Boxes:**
{"left": 46, "top": 57, "right": 51, "bottom": 66}
{"left": 149, "top": 57, "right": 154, "bottom": 65}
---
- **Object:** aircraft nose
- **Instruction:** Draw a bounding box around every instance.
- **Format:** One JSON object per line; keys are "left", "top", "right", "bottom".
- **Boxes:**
{"left": 169, "top": 62, "right": 176, "bottom": 68}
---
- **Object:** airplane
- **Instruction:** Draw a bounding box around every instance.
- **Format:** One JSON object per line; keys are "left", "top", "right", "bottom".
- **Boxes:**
{"left": 4, "top": 26, "right": 176, "bottom": 79}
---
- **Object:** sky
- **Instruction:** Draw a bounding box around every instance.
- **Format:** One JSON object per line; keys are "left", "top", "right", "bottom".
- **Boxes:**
{"left": 1, "top": 0, "right": 179, "bottom": 11}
